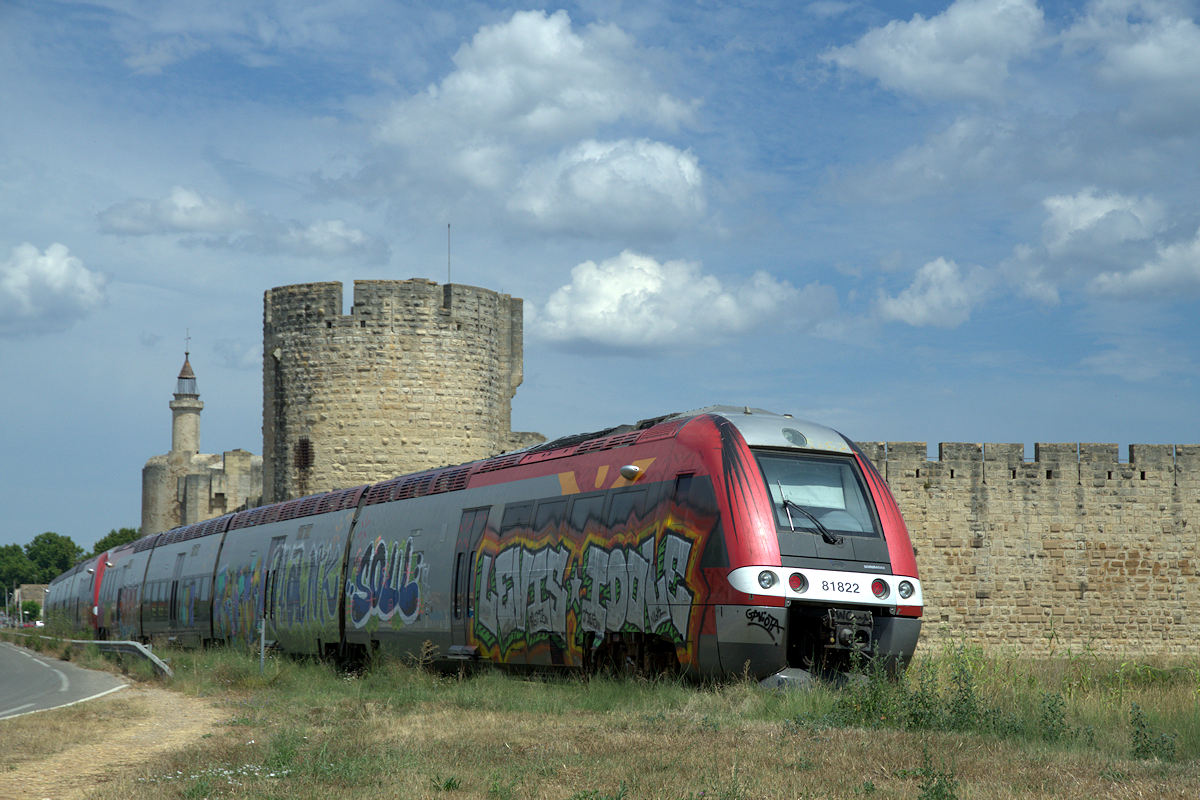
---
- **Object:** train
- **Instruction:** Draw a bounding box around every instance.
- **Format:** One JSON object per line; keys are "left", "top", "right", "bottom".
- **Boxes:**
{"left": 45, "top": 406, "right": 922, "bottom": 684}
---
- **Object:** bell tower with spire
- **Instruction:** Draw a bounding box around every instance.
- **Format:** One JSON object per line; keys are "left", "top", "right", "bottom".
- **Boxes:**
{"left": 169, "top": 351, "right": 203, "bottom": 454}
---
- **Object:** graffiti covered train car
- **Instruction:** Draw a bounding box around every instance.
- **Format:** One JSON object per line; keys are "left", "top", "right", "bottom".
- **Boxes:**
{"left": 46, "top": 406, "right": 923, "bottom": 683}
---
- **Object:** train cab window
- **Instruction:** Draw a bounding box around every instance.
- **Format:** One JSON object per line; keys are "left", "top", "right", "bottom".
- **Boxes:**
{"left": 607, "top": 488, "right": 647, "bottom": 526}
{"left": 568, "top": 493, "right": 605, "bottom": 534}
{"left": 755, "top": 451, "right": 881, "bottom": 538}
{"left": 533, "top": 499, "right": 567, "bottom": 533}
{"left": 500, "top": 502, "right": 533, "bottom": 536}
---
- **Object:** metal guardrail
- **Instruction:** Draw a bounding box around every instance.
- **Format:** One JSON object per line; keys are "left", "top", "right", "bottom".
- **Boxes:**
{"left": 4, "top": 631, "right": 173, "bottom": 677}
{"left": 70, "top": 639, "right": 174, "bottom": 677}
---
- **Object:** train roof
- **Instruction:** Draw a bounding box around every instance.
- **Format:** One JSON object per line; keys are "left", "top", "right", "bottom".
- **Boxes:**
{"left": 99, "top": 405, "right": 852, "bottom": 557}
{"left": 683, "top": 405, "right": 853, "bottom": 454}
{"left": 527, "top": 405, "right": 850, "bottom": 456}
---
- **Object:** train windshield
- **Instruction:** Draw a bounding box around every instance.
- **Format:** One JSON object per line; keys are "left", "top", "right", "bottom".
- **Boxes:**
{"left": 754, "top": 451, "right": 881, "bottom": 539}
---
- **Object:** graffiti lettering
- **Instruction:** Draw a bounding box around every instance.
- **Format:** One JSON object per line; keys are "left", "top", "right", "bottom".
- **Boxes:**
{"left": 272, "top": 540, "right": 344, "bottom": 628}
{"left": 349, "top": 537, "right": 425, "bottom": 628}
{"left": 745, "top": 608, "right": 783, "bottom": 644}
{"left": 472, "top": 532, "right": 696, "bottom": 659}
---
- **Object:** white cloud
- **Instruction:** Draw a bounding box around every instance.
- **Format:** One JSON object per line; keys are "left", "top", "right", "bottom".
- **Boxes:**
{"left": 1099, "top": 15, "right": 1200, "bottom": 85}
{"left": 1065, "top": 1, "right": 1200, "bottom": 128}
{"left": 98, "top": 186, "right": 251, "bottom": 235}
{"left": 823, "top": 0, "right": 1044, "bottom": 101}
{"left": 866, "top": 116, "right": 1015, "bottom": 195}
{"left": 1067, "top": 0, "right": 1200, "bottom": 84}
{"left": 1041, "top": 187, "right": 1164, "bottom": 255}
{"left": 378, "top": 10, "right": 691, "bottom": 149}
{"left": 877, "top": 257, "right": 989, "bottom": 327}
{"left": 997, "top": 187, "right": 1171, "bottom": 305}
{"left": 0, "top": 243, "right": 106, "bottom": 336}
{"left": 1001, "top": 244, "right": 1061, "bottom": 305}
{"left": 508, "top": 139, "right": 704, "bottom": 237}
{"left": 1090, "top": 226, "right": 1200, "bottom": 296}
{"left": 370, "top": 10, "right": 702, "bottom": 238}
{"left": 97, "top": 188, "right": 385, "bottom": 261}
{"left": 533, "top": 251, "right": 820, "bottom": 350}
{"left": 277, "top": 219, "right": 379, "bottom": 258}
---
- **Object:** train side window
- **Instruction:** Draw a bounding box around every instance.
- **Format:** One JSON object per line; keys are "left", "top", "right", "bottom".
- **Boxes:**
{"left": 607, "top": 488, "right": 647, "bottom": 527}
{"left": 568, "top": 493, "right": 606, "bottom": 533}
{"left": 461, "top": 507, "right": 490, "bottom": 539}
{"left": 500, "top": 502, "right": 533, "bottom": 536}
{"left": 533, "top": 499, "right": 567, "bottom": 533}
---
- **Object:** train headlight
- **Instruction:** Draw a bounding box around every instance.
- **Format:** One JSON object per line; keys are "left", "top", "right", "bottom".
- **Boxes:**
{"left": 898, "top": 580, "right": 914, "bottom": 599}
{"left": 871, "top": 579, "right": 890, "bottom": 599}
{"left": 788, "top": 572, "right": 807, "bottom": 592}
{"left": 757, "top": 570, "right": 777, "bottom": 590}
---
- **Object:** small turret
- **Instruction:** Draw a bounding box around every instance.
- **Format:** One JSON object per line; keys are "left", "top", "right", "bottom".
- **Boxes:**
{"left": 169, "top": 352, "right": 204, "bottom": 453}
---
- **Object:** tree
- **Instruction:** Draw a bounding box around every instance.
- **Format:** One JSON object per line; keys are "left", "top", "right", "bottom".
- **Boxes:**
{"left": 91, "top": 527, "right": 141, "bottom": 556}
{"left": 0, "top": 543, "right": 36, "bottom": 590}
{"left": 24, "top": 532, "right": 83, "bottom": 583}
{"left": 21, "top": 599, "right": 40, "bottom": 621}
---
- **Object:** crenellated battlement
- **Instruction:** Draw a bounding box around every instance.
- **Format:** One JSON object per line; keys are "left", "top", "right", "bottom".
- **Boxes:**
{"left": 857, "top": 441, "right": 1200, "bottom": 486}
{"left": 854, "top": 440, "right": 1200, "bottom": 657}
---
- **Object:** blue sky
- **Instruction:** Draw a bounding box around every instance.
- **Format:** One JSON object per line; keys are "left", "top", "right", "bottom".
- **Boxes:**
{"left": 2, "top": 0, "right": 1198, "bottom": 550}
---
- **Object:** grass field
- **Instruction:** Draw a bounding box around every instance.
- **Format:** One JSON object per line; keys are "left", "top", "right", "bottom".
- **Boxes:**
{"left": 4, "top": 635, "right": 1198, "bottom": 799}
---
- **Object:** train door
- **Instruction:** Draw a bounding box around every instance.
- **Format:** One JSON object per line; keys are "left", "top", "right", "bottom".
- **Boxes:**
{"left": 450, "top": 507, "right": 489, "bottom": 658}
{"left": 262, "top": 535, "right": 287, "bottom": 639}
{"left": 168, "top": 552, "right": 186, "bottom": 629}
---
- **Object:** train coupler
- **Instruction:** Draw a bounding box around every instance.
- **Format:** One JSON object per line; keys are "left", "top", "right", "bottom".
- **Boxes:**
{"left": 825, "top": 608, "right": 873, "bottom": 651}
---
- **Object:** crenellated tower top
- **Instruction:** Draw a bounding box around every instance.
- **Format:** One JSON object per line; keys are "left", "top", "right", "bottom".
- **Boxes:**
{"left": 261, "top": 279, "right": 540, "bottom": 503}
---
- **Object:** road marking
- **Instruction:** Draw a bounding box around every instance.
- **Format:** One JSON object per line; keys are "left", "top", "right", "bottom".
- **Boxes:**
{"left": 15, "top": 647, "right": 73, "bottom": 693}
{"left": 0, "top": 702, "right": 35, "bottom": 719}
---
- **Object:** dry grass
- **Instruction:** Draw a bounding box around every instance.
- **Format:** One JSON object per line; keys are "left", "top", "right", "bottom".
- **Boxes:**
{"left": 0, "top": 696, "right": 132, "bottom": 767}
{"left": 3, "top": 640, "right": 1198, "bottom": 800}
{"left": 83, "top": 698, "right": 1199, "bottom": 800}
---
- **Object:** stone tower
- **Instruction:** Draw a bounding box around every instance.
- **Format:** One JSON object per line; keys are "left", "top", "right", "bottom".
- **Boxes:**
{"left": 141, "top": 354, "right": 263, "bottom": 534}
{"left": 262, "top": 279, "right": 543, "bottom": 503}
{"left": 169, "top": 353, "right": 203, "bottom": 453}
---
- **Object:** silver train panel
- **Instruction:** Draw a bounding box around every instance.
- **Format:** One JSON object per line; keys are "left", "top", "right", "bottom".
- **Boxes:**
{"left": 141, "top": 532, "right": 224, "bottom": 646}
{"left": 263, "top": 508, "right": 358, "bottom": 655}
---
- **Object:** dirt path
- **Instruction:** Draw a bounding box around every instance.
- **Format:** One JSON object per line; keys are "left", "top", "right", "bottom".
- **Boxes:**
{"left": 0, "top": 686, "right": 227, "bottom": 800}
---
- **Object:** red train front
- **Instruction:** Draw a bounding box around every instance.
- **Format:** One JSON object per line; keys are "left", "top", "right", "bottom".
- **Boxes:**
{"left": 461, "top": 405, "right": 922, "bottom": 683}
{"left": 671, "top": 407, "right": 922, "bottom": 683}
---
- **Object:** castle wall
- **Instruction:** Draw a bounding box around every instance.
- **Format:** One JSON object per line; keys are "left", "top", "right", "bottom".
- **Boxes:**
{"left": 857, "top": 441, "right": 1200, "bottom": 656}
{"left": 142, "top": 449, "right": 263, "bottom": 534}
{"left": 262, "top": 280, "right": 536, "bottom": 503}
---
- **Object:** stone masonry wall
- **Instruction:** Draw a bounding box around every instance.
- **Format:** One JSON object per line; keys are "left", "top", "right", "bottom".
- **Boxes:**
{"left": 857, "top": 441, "right": 1200, "bottom": 657}
{"left": 263, "top": 279, "right": 539, "bottom": 503}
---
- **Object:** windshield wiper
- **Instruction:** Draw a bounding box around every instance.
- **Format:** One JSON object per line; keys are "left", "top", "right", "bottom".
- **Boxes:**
{"left": 781, "top": 497, "right": 844, "bottom": 546}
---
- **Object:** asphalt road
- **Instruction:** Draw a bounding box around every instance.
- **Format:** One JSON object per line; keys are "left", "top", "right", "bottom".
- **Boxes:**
{"left": 0, "top": 641, "right": 127, "bottom": 720}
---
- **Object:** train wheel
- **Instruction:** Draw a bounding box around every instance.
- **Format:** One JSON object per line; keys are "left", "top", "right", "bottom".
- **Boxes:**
{"left": 588, "top": 633, "right": 679, "bottom": 680}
